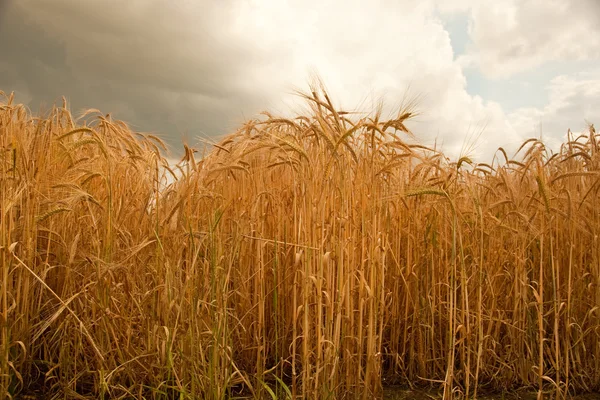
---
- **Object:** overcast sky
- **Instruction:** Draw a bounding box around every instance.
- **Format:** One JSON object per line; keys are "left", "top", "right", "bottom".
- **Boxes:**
{"left": 1, "top": 0, "right": 599, "bottom": 161}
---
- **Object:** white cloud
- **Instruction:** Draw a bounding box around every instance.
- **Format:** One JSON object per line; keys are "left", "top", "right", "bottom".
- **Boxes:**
{"left": 439, "top": 0, "right": 600, "bottom": 78}
{"left": 221, "top": 0, "right": 523, "bottom": 160}
{"left": 508, "top": 69, "right": 600, "bottom": 154}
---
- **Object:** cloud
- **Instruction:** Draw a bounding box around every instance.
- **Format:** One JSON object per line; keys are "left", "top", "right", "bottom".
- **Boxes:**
{"left": 0, "top": 1, "right": 271, "bottom": 151}
{"left": 508, "top": 69, "right": 600, "bottom": 154}
{"left": 3, "top": 0, "right": 592, "bottom": 163}
{"left": 13, "top": 0, "right": 257, "bottom": 96}
{"left": 439, "top": 0, "right": 600, "bottom": 78}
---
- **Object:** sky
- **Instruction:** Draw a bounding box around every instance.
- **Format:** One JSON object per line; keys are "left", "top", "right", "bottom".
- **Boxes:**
{"left": 1, "top": 0, "right": 599, "bottom": 162}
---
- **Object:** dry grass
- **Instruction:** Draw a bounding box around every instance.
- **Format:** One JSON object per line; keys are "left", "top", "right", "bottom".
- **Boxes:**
{"left": 1, "top": 85, "right": 600, "bottom": 399}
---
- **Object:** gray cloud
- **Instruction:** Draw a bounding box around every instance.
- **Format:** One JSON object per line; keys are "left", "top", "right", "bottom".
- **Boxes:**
{"left": 0, "top": 0, "right": 272, "bottom": 154}
{"left": 14, "top": 0, "right": 256, "bottom": 96}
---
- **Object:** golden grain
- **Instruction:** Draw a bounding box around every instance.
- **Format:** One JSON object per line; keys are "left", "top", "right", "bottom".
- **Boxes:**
{"left": 2, "top": 87, "right": 600, "bottom": 400}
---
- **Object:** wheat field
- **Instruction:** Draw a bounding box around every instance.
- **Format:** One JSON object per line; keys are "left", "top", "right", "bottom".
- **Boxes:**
{"left": 1, "top": 85, "right": 600, "bottom": 399}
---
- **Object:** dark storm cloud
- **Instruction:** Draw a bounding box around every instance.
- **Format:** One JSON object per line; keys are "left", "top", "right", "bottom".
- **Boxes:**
{"left": 0, "top": 0, "right": 270, "bottom": 154}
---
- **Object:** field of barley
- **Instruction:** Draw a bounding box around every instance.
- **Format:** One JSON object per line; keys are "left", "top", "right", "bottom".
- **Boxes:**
{"left": 1, "top": 85, "right": 600, "bottom": 399}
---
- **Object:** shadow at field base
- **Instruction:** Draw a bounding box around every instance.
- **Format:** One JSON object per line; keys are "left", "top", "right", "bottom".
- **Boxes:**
{"left": 383, "top": 387, "right": 600, "bottom": 400}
